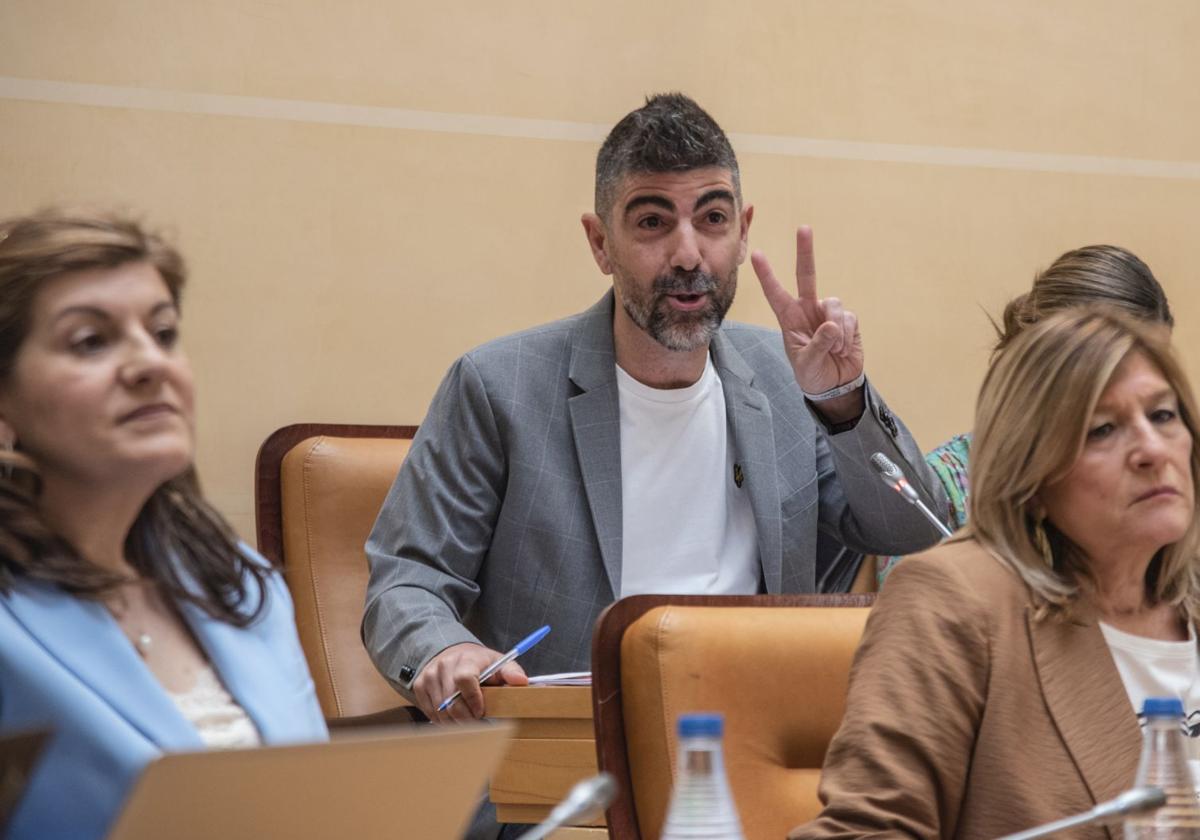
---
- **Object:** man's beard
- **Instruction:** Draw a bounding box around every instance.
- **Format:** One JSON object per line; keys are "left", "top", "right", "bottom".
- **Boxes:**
{"left": 619, "top": 268, "right": 737, "bottom": 352}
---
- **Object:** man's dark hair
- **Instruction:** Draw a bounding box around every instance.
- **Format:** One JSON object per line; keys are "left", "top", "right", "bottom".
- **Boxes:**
{"left": 594, "top": 93, "right": 740, "bottom": 221}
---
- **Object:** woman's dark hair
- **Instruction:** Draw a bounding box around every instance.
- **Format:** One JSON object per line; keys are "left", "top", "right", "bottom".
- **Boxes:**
{"left": 994, "top": 244, "right": 1173, "bottom": 354}
{"left": 0, "top": 208, "right": 269, "bottom": 626}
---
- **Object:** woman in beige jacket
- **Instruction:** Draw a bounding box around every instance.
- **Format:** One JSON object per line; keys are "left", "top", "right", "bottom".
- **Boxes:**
{"left": 793, "top": 307, "right": 1200, "bottom": 839}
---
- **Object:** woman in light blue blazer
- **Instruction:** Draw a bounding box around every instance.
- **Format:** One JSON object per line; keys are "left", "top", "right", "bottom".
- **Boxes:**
{"left": 0, "top": 210, "right": 328, "bottom": 840}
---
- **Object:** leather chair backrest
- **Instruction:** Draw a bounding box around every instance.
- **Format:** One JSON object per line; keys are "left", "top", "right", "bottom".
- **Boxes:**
{"left": 278, "top": 435, "right": 413, "bottom": 719}
{"left": 620, "top": 604, "right": 870, "bottom": 840}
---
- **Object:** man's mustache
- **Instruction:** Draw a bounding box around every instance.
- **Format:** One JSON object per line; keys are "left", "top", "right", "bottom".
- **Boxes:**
{"left": 651, "top": 271, "right": 719, "bottom": 296}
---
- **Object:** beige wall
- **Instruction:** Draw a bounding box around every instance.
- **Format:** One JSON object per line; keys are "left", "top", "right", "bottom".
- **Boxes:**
{"left": 2, "top": 1, "right": 1198, "bottom": 538}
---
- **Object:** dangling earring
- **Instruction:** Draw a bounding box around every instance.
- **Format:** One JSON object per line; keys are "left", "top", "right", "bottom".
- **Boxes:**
{"left": 0, "top": 439, "right": 36, "bottom": 483}
{"left": 1032, "top": 516, "right": 1055, "bottom": 569}
{"left": 0, "top": 439, "right": 13, "bottom": 481}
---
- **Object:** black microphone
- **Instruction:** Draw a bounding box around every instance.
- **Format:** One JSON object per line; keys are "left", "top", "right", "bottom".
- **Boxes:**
{"left": 994, "top": 786, "right": 1166, "bottom": 839}
{"left": 517, "top": 773, "right": 618, "bottom": 840}
{"left": 869, "top": 452, "right": 953, "bottom": 539}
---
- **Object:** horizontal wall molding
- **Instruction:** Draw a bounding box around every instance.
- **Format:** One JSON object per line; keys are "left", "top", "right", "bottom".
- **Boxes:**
{"left": 0, "top": 76, "right": 608, "bottom": 142}
{"left": 3, "top": 75, "right": 1200, "bottom": 181}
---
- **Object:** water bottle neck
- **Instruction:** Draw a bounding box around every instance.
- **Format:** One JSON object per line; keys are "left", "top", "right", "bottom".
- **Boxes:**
{"left": 680, "top": 735, "right": 724, "bottom": 751}
{"left": 1143, "top": 715, "right": 1186, "bottom": 748}
{"left": 1145, "top": 715, "right": 1182, "bottom": 730}
{"left": 678, "top": 735, "right": 726, "bottom": 777}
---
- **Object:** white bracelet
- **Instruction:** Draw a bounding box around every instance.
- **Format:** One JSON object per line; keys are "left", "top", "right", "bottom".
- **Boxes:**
{"left": 803, "top": 371, "right": 866, "bottom": 402}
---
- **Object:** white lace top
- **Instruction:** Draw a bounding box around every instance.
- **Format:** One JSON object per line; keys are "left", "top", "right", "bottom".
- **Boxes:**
{"left": 168, "top": 665, "right": 262, "bottom": 749}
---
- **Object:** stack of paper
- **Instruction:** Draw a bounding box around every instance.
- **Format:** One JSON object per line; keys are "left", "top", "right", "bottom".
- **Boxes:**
{"left": 527, "top": 672, "right": 592, "bottom": 686}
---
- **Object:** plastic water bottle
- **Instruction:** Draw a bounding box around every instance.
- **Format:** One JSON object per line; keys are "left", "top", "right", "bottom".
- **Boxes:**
{"left": 659, "top": 712, "right": 745, "bottom": 840}
{"left": 1126, "top": 697, "right": 1200, "bottom": 838}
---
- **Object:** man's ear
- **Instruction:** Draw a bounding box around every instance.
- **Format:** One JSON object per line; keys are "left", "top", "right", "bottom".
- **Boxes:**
{"left": 581, "top": 213, "right": 614, "bottom": 275}
{"left": 736, "top": 203, "right": 754, "bottom": 264}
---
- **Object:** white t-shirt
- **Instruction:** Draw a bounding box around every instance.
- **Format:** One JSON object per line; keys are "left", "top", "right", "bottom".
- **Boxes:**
{"left": 1100, "top": 620, "right": 1200, "bottom": 781}
{"left": 615, "top": 357, "right": 759, "bottom": 597}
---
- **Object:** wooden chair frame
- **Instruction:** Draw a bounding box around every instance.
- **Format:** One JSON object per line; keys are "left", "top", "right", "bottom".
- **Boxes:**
{"left": 254, "top": 422, "right": 418, "bottom": 566}
{"left": 254, "top": 422, "right": 420, "bottom": 727}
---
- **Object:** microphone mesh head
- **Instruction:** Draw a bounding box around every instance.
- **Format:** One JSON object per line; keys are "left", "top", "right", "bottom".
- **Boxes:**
{"left": 558, "top": 773, "right": 618, "bottom": 822}
{"left": 591, "top": 773, "right": 618, "bottom": 809}
{"left": 870, "top": 452, "right": 903, "bottom": 483}
{"left": 1119, "top": 786, "right": 1167, "bottom": 813}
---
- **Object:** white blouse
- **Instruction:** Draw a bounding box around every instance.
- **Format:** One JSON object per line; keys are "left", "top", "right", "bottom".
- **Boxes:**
{"left": 1100, "top": 620, "right": 1200, "bottom": 781}
{"left": 169, "top": 664, "right": 262, "bottom": 749}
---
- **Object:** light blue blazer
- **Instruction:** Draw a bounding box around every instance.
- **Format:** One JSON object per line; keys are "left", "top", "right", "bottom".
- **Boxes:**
{"left": 0, "top": 548, "right": 328, "bottom": 840}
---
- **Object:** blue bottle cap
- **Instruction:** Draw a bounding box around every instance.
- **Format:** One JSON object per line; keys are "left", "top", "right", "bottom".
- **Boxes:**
{"left": 1142, "top": 697, "right": 1185, "bottom": 718}
{"left": 678, "top": 713, "right": 724, "bottom": 737}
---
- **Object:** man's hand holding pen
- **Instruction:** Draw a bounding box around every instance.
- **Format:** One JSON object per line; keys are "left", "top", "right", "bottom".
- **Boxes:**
{"left": 413, "top": 625, "right": 550, "bottom": 722}
{"left": 413, "top": 642, "right": 528, "bottom": 722}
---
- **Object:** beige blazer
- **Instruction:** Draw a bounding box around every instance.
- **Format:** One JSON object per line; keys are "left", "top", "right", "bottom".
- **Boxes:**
{"left": 791, "top": 539, "right": 1146, "bottom": 840}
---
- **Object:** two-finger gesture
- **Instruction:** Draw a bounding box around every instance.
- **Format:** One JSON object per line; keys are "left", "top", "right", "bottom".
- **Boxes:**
{"left": 751, "top": 226, "right": 863, "bottom": 396}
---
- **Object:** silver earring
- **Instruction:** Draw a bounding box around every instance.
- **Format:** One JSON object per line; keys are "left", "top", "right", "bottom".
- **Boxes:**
{"left": 0, "top": 440, "right": 14, "bottom": 481}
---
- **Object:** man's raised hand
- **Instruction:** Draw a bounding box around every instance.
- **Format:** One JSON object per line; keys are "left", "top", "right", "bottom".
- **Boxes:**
{"left": 751, "top": 226, "right": 864, "bottom": 400}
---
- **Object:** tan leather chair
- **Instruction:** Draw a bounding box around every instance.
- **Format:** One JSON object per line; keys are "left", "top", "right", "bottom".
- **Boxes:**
{"left": 255, "top": 423, "right": 419, "bottom": 725}
{"left": 592, "top": 594, "right": 874, "bottom": 840}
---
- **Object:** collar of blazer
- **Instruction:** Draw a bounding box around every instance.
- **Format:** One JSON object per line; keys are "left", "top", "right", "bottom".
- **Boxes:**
{"left": 2, "top": 562, "right": 298, "bottom": 749}
{"left": 4, "top": 579, "right": 205, "bottom": 750}
{"left": 1028, "top": 602, "right": 1144, "bottom": 823}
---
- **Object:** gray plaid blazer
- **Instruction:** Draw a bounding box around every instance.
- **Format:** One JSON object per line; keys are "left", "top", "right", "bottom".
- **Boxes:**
{"left": 363, "top": 292, "right": 945, "bottom": 694}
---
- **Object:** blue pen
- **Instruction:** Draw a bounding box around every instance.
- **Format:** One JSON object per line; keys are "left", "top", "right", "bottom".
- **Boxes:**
{"left": 437, "top": 625, "right": 551, "bottom": 712}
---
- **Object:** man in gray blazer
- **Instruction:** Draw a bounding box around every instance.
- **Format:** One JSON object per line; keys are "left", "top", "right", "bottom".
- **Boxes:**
{"left": 364, "top": 93, "right": 947, "bottom": 723}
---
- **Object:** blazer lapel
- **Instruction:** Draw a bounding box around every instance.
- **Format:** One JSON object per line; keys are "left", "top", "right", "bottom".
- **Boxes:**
{"left": 1029, "top": 606, "right": 1141, "bottom": 823}
{"left": 180, "top": 600, "right": 293, "bottom": 742}
{"left": 567, "top": 292, "right": 624, "bottom": 597}
{"left": 3, "top": 581, "right": 201, "bottom": 750}
{"left": 711, "top": 332, "right": 782, "bottom": 593}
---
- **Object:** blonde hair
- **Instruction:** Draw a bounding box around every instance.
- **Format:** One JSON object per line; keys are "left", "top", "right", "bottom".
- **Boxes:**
{"left": 966, "top": 307, "right": 1200, "bottom": 619}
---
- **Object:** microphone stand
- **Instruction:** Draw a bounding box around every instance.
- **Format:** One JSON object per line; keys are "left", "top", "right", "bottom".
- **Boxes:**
{"left": 997, "top": 809, "right": 1124, "bottom": 840}
{"left": 905, "top": 494, "right": 953, "bottom": 539}
{"left": 994, "top": 786, "right": 1166, "bottom": 840}
{"left": 517, "top": 773, "right": 617, "bottom": 840}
